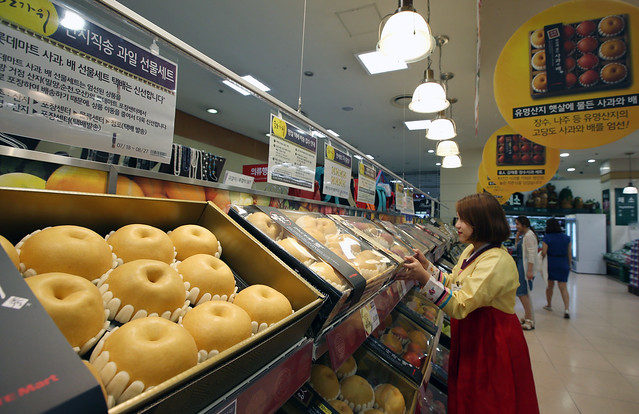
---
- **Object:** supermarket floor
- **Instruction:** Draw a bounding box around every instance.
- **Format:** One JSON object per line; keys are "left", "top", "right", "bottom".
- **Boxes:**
{"left": 515, "top": 272, "right": 639, "bottom": 414}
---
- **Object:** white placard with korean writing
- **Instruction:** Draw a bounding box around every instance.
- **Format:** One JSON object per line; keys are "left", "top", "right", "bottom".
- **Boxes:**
{"left": 267, "top": 114, "right": 317, "bottom": 191}
{"left": 395, "top": 182, "right": 406, "bottom": 212}
{"left": 0, "top": 5, "right": 176, "bottom": 163}
{"left": 223, "top": 171, "right": 254, "bottom": 189}
{"left": 357, "top": 161, "right": 376, "bottom": 205}
{"left": 323, "top": 143, "right": 351, "bottom": 199}
{"left": 401, "top": 188, "right": 415, "bottom": 215}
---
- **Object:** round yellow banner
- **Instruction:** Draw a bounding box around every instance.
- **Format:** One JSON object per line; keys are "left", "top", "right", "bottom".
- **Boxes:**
{"left": 494, "top": 0, "right": 639, "bottom": 149}
{"left": 482, "top": 125, "right": 560, "bottom": 192}
{"left": 1, "top": 0, "right": 59, "bottom": 36}
{"left": 477, "top": 162, "right": 512, "bottom": 204}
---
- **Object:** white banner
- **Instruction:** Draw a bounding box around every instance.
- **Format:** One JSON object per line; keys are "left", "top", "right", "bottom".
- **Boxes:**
{"left": 267, "top": 115, "right": 317, "bottom": 191}
{"left": 0, "top": 17, "right": 176, "bottom": 162}
{"left": 357, "top": 161, "right": 376, "bottom": 205}
{"left": 323, "top": 144, "right": 351, "bottom": 199}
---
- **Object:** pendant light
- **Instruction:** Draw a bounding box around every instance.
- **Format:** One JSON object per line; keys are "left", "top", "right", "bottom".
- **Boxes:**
{"left": 409, "top": 35, "right": 449, "bottom": 114}
{"left": 442, "top": 154, "right": 462, "bottom": 169}
{"left": 436, "top": 140, "right": 459, "bottom": 156}
{"left": 377, "top": 0, "right": 433, "bottom": 64}
{"left": 623, "top": 152, "right": 638, "bottom": 194}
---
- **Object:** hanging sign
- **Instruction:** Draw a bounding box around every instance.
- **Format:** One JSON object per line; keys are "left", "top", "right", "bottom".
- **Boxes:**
{"left": 0, "top": 1, "right": 177, "bottom": 162}
{"left": 357, "top": 161, "right": 376, "bottom": 205}
{"left": 477, "top": 162, "right": 512, "bottom": 204}
{"left": 395, "top": 182, "right": 415, "bottom": 215}
{"left": 510, "top": 192, "right": 526, "bottom": 207}
{"left": 615, "top": 188, "right": 638, "bottom": 225}
{"left": 267, "top": 114, "right": 317, "bottom": 191}
{"left": 482, "top": 125, "right": 560, "bottom": 192}
{"left": 323, "top": 144, "right": 351, "bottom": 199}
{"left": 494, "top": 0, "right": 639, "bottom": 149}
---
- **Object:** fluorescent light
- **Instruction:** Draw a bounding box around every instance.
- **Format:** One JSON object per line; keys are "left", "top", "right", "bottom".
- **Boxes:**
{"left": 222, "top": 80, "right": 251, "bottom": 96}
{"left": 354, "top": 155, "right": 364, "bottom": 160}
{"left": 365, "top": 154, "right": 374, "bottom": 160}
{"left": 241, "top": 75, "right": 270, "bottom": 92}
{"left": 311, "top": 131, "right": 326, "bottom": 138}
{"left": 327, "top": 129, "right": 339, "bottom": 137}
{"left": 435, "top": 162, "right": 441, "bottom": 166}
{"left": 60, "top": 11, "right": 85, "bottom": 30}
{"left": 355, "top": 50, "right": 408, "bottom": 75}
{"left": 567, "top": 167, "right": 576, "bottom": 172}
{"left": 206, "top": 108, "right": 218, "bottom": 114}
{"left": 404, "top": 120, "right": 432, "bottom": 130}
{"left": 427, "top": 149, "right": 435, "bottom": 153}
{"left": 587, "top": 159, "right": 596, "bottom": 163}
{"left": 560, "top": 152, "right": 570, "bottom": 157}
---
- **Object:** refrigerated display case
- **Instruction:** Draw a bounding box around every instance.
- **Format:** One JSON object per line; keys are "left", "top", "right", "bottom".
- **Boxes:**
{"left": 565, "top": 214, "right": 606, "bottom": 274}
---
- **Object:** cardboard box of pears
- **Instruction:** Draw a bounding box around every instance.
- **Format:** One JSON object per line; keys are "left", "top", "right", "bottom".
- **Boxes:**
{"left": 229, "top": 205, "right": 418, "bottom": 336}
{"left": 0, "top": 188, "right": 323, "bottom": 414}
{"left": 283, "top": 343, "right": 420, "bottom": 414}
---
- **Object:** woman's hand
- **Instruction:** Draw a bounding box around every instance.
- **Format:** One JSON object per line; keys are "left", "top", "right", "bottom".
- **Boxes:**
{"left": 397, "top": 256, "right": 431, "bottom": 287}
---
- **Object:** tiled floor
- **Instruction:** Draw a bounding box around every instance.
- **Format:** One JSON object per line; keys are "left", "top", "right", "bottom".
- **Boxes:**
{"left": 515, "top": 272, "right": 639, "bottom": 414}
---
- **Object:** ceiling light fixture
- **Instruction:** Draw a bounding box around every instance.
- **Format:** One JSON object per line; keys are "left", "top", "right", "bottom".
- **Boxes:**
{"left": 436, "top": 140, "right": 459, "bottom": 156}
{"left": 409, "top": 35, "right": 449, "bottom": 114}
{"left": 327, "top": 129, "right": 340, "bottom": 137}
{"left": 427, "top": 149, "right": 435, "bottom": 153}
{"left": 588, "top": 159, "right": 596, "bottom": 163}
{"left": 442, "top": 154, "right": 462, "bottom": 168}
{"left": 377, "top": 0, "right": 433, "bottom": 64}
{"left": 435, "top": 162, "right": 441, "bottom": 166}
{"left": 623, "top": 152, "right": 638, "bottom": 194}
{"left": 566, "top": 167, "right": 576, "bottom": 172}
{"left": 560, "top": 152, "right": 570, "bottom": 157}
{"left": 426, "top": 110, "right": 456, "bottom": 140}
{"left": 206, "top": 108, "right": 218, "bottom": 114}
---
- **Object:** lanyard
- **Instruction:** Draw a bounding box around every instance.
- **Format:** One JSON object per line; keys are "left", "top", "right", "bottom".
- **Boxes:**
{"left": 460, "top": 242, "right": 502, "bottom": 270}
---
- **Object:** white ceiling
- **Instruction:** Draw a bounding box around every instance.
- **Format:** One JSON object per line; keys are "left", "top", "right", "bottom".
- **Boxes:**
{"left": 109, "top": 0, "right": 639, "bottom": 182}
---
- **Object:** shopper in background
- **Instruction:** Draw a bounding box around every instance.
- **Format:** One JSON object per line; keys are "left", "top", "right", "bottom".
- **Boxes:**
{"left": 514, "top": 216, "right": 538, "bottom": 330}
{"left": 541, "top": 218, "right": 572, "bottom": 319}
{"left": 399, "top": 193, "right": 539, "bottom": 414}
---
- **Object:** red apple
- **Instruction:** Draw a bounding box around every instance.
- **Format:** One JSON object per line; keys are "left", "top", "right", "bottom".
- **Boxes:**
{"left": 512, "top": 135, "right": 519, "bottom": 143}
{"left": 512, "top": 144, "right": 519, "bottom": 152}
{"left": 576, "top": 20, "right": 596, "bottom": 37}
{"left": 562, "top": 24, "right": 575, "bottom": 39}
{"left": 533, "top": 154, "right": 543, "bottom": 163}
{"left": 498, "top": 136, "right": 505, "bottom": 144}
{"left": 498, "top": 155, "right": 505, "bottom": 164}
{"left": 565, "top": 56, "right": 576, "bottom": 72}
{"left": 512, "top": 154, "right": 520, "bottom": 163}
{"left": 521, "top": 143, "right": 531, "bottom": 152}
{"left": 563, "top": 40, "right": 576, "bottom": 54}
{"left": 566, "top": 72, "right": 577, "bottom": 88}
{"left": 521, "top": 154, "right": 531, "bottom": 163}
{"left": 498, "top": 145, "right": 505, "bottom": 153}
{"left": 577, "top": 53, "right": 599, "bottom": 70}
{"left": 407, "top": 341, "right": 426, "bottom": 355}
{"left": 577, "top": 36, "right": 598, "bottom": 53}
{"left": 533, "top": 144, "right": 544, "bottom": 153}
{"left": 402, "top": 351, "right": 424, "bottom": 368}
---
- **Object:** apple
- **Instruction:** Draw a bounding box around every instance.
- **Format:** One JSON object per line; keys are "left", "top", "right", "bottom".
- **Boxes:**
{"left": 512, "top": 135, "right": 519, "bottom": 143}
{"left": 521, "top": 154, "right": 531, "bottom": 163}
{"left": 533, "top": 144, "right": 544, "bottom": 153}
{"left": 533, "top": 154, "right": 543, "bottom": 163}
{"left": 521, "top": 143, "right": 531, "bottom": 152}
{"left": 406, "top": 341, "right": 426, "bottom": 355}
{"left": 512, "top": 144, "right": 519, "bottom": 152}
{"left": 407, "top": 330, "right": 429, "bottom": 350}
{"left": 498, "top": 155, "right": 505, "bottom": 164}
{"left": 402, "top": 351, "right": 424, "bottom": 368}
{"left": 380, "top": 333, "right": 403, "bottom": 354}
{"left": 498, "top": 136, "right": 505, "bottom": 144}
{"left": 498, "top": 145, "right": 505, "bottom": 153}
{"left": 512, "top": 154, "right": 520, "bottom": 163}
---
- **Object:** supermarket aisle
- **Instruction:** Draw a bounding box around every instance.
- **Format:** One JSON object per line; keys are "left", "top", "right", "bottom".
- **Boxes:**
{"left": 515, "top": 272, "right": 639, "bottom": 414}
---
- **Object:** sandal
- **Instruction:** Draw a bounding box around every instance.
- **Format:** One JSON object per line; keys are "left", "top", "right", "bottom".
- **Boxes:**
{"left": 564, "top": 311, "right": 570, "bottom": 319}
{"left": 543, "top": 305, "right": 552, "bottom": 311}
{"left": 522, "top": 319, "right": 535, "bottom": 330}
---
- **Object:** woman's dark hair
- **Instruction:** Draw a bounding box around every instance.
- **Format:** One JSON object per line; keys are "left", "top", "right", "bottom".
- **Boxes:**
{"left": 516, "top": 215, "right": 538, "bottom": 241}
{"left": 456, "top": 193, "right": 510, "bottom": 243}
{"left": 545, "top": 218, "right": 564, "bottom": 233}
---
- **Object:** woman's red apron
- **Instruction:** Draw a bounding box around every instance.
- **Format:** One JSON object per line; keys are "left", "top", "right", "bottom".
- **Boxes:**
{"left": 448, "top": 306, "right": 539, "bottom": 413}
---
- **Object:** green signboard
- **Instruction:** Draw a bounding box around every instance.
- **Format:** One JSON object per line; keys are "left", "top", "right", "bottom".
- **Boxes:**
{"left": 615, "top": 188, "right": 638, "bottom": 226}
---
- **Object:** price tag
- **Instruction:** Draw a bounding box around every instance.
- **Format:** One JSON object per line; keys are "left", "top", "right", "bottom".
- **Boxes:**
{"left": 223, "top": 171, "right": 254, "bottom": 189}
{"left": 271, "top": 116, "right": 287, "bottom": 139}
{"left": 359, "top": 301, "right": 380, "bottom": 336}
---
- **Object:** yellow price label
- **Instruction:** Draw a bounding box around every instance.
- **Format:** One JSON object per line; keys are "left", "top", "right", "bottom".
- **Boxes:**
{"left": 359, "top": 163, "right": 365, "bottom": 175}
{"left": 271, "top": 116, "right": 287, "bottom": 139}
{"left": 326, "top": 145, "right": 335, "bottom": 161}
{"left": 1, "top": 0, "right": 59, "bottom": 36}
